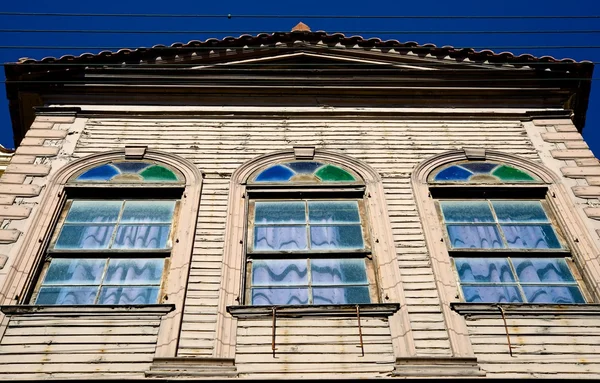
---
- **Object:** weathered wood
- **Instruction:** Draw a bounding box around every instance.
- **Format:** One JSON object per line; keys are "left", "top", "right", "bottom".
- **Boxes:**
{"left": 551, "top": 149, "right": 595, "bottom": 159}
{"left": 14, "top": 146, "right": 60, "bottom": 157}
{"left": 4, "top": 163, "right": 50, "bottom": 176}
{"left": 541, "top": 132, "right": 584, "bottom": 142}
{"left": 0, "top": 183, "right": 41, "bottom": 197}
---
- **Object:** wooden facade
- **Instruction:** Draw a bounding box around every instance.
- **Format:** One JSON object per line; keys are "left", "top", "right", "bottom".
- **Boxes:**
{"left": 0, "top": 28, "right": 599, "bottom": 379}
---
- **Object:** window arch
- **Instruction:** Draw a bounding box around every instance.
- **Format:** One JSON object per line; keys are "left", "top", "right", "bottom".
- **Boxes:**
{"left": 1, "top": 148, "right": 202, "bottom": 358}
{"left": 412, "top": 149, "right": 600, "bottom": 357}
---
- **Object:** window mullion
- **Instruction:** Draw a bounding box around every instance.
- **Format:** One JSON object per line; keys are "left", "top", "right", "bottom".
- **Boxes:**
{"left": 507, "top": 257, "right": 528, "bottom": 303}
{"left": 94, "top": 258, "right": 111, "bottom": 304}
{"left": 488, "top": 199, "right": 509, "bottom": 249}
{"left": 107, "top": 200, "right": 126, "bottom": 250}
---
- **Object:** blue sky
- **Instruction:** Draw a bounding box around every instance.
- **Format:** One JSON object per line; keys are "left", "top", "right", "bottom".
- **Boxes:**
{"left": 1, "top": 0, "right": 600, "bottom": 156}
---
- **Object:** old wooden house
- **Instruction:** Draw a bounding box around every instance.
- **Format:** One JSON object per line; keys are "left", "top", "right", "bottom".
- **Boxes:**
{"left": 0, "top": 23, "right": 599, "bottom": 379}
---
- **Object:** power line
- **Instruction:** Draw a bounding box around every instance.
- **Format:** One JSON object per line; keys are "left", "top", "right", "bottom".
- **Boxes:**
{"left": 2, "top": 29, "right": 600, "bottom": 35}
{"left": 0, "top": 12, "right": 599, "bottom": 19}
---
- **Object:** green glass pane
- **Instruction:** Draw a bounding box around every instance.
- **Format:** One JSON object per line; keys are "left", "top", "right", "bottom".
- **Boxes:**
{"left": 491, "top": 165, "right": 536, "bottom": 182}
{"left": 139, "top": 165, "right": 179, "bottom": 182}
{"left": 314, "top": 165, "right": 355, "bottom": 182}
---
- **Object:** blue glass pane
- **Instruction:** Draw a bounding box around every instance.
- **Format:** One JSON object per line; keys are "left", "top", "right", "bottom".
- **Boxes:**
{"left": 254, "top": 226, "right": 308, "bottom": 251}
{"left": 112, "top": 225, "right": 171, "bottom": 249}
{"left": 440, "top": 201, "right": 494, "bottom": 223}
{"left": 447, "top": 225, "right": 503, "bottom": 249}
{"left": 112, "top": 162, "right": 151, "bottom": 173}
{"left": 75, "top": 164, "right": 120, "bottom": 181}
{"left": 311, "top": 259, "right": 368, "bottom": 285}
{"left": 308, "top": 201, "right": 360, "bottom": 223}
{"left": 65, "top": 201, "right": 122, "bottom": 223}
{"left": 512, "top": 258, "right": 575, "bottom": 283}
{"left": 255, "top": 202, "right": 306, "bottom": 224}
{"left": 313, "top": 287, "right": 371, "bottom": 304}
{"left": 460, "top": 162, "right": 498, "bottom": 173}
{"left": 35, "top": 286, "right": 98, "bottom": 305}
{"left": 43, "top": 259, "right": 106, "bottom": 285}
{"left": 521, "top": 285, "right": 585, "bottom": 304}
{"left": 501, "top": 225, "right": 561, "bottom": 249}
{"left": 492, "top": 201, "right": 549, "bottom": 223}
{"left": 255, "top": 165, "right": 295, "bottom": 182}
{"left": 310, "top": 225, "right": 364, "bottom": 250}
{"left": 120, "top": 201, "right": 176, "bottom": 223}
{"left": 285, "top": 161, "right": 323, "bottom": 174}
{"left": 55, "top": 225, "right": 115, "bottom": 249}
{"left": 433, "top": 165, "right": 473, "bottom": 182}
{"left": 454, "top": 258, "right": 515, "bottom": 283}
{"left": 252, "top": 287, "right": 309, "bottom": 305}
{"left": 252, "top": 259, "right": 308, "bottom": 286}
{"left": 461, "top": 285, "right": 523, "bottom": 303}
{"left": 104, "top": 259, "right": 165, "bottom": 284}
{"left": 98, "top": 287, "right": 160, "bottom": 304}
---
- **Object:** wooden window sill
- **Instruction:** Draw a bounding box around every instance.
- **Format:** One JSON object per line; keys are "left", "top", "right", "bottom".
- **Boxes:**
{"left": 227, "top": 303, "right": 400, "bottom": 318}
{"left": 0, "top": 304, "right": 175, "bottom": 316}
{"left": 451, "top": 302, "right": 600, "bottom": 316}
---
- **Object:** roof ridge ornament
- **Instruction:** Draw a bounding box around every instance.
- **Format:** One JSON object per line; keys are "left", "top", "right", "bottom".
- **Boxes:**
{"left": 291, "top": 22, "right": 311, "bottom": 32}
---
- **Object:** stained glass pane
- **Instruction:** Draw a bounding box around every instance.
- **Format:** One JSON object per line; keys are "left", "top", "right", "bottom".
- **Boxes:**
{"left": 512, "top": 258, "right": 575, "bottom": 283}
{"left": 120, "top": 201, "right": 176, "bottom": 223}
{"left": 447, "top": 225, "right": 503, "bottom": 249}
{"left": 521, "top": 285, "right": 585, "bottom": 304}
{"left": 492, "top": 165, "right": 536, "bottom": 181}
{"left": 55, "top": 225, "right": 115, "bottom": 249}
{"left": 98, "top": 286, "right": 160, "bottom": 304}
{"left": 255, "top": 165, "right": 295, "bottom": 182}
{"left": 112, "top": 225, "right": 171, "bottom": 249}
{"left": 35, "top": 286, "right": 98, "bottom": 305}
{"left": 43, "top": 259, "right": 106, "bottom": 285}
{"left": 252, "top": 259, "right": 308, "bottom": 286}
{"left": 310, "top": 225, "right": 364, "bottom": 250}
{"left": 65, "top": 201, "right": 122, "bottom": 223}
{"left": 75, "top": 164, "right": 120, "bottom": 182}
{"left": 492, "top": 201, "right": 549, "bottom": 223}
{"left": 440, "top": 201, "right": 494, "bottom": 223}
{"left": 501, "top": 225, "right": 561, "bottom": 249}
{"left": 112, "top": 162, "right": 151, "bottom": 173}
{"left": 460, "top": 162, "right": 498, "bottom": 173}
{"left": 286, "top": 162, "right": 323, "bottom": 174}
{"left": 308, "top": 201, "right": 360, "bottom": 223}
{"left": 454, "top": 258, "right": 515, "bottom": 283}
{"left": 311, "top": 259, "right": 368, "bottom": 285}
{"left": 313, "top": 287, "right": 371, "bottom": 304}
{"left": 255, "top": 202, "right": 305, "bottom": 224}
{"left": 104, "top": 259, "right": 165, "bottom": 284}
{"left": 314, "top": 165, "right": 356, "bottom": 182}
{"left": 139, "top": 165, "right": 179, "bottom": 182}
{"left": 252, "top": 287, "right": 309, "bottom": 305}
{"left": 433, "top": 165, "right": 472, "bottom": 182}
{"left": 254, "top": 226, "right": 307, "bottom": 251}
{"left": 461, "top": 285, "right": 523, "bottom": 303}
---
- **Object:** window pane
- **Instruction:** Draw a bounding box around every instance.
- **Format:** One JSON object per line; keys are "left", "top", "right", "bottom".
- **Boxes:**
{"left": 311, "top": 259, "right": 368, "bottom": 285}
{"left": 310, "top": 225, "right": 364, "bottom": 250}
{"left": 254, "top": 226, "right": 307, "bottom": 251}
{"left": 42, "top": 259, "right": 106, "bottom": 285}
{"left": 460, "top": 162, "right": 498, "bottom": 173}
{"left": 104, "top": 259, "right": 165, "bottom": 285}
{"left": 461, "top": 285, "right": 523, "bottom": 303}
{"left": 55, "top": 225, "right": 115, "bottom": 249}
{"left": 286, "top": 161, "right": 323, "bottom": 174}
{"left": 35, "top": 286, "right": 98, "bottom": 305}
{"left": 434, "top": 166, "right": 473, "bottom": 181}
{"left": 139, "top": 165, "right": 179, "bottom": 182}
{"left": 252, "top": 287, "right": 309, "bottom": 305}
{"left": 313, "top": 287, "right": 371, "bottom": 304}
{"left": 308, "top": 201, "right": 360, "bottom": 223}
{"left": 440, "top": 201, "right": 494, "bottom": 223}
{"left": 252, "top": 259, "right": 308, "bottom": 286}
{"left": 446, "top": 225, "right": 503, "bottom": 249}
{"left": 314, "top": 165, "right": 356, "bottom": 182}
{"left": 492, "top": 201, "right": 549, "bottom": 223}
{"left": 255, "top": 202, "right": 306, "bottom": 224}
{"left": 75, "top": 164, "right": 120, "bottom": 182}
{"left": 521, "top": 285, "right": 585, "bottom": 304}
{"left": 491, "top": 165, "right": 536, "bottom": 182}
{"left": 112, "top": 225, "right": 172, "bottom": 249}
{"left": 512, "top": 258, "right": 575, "bottom": 283}
{"left": 112, "top": 162, "right": 151, "bottom": 173}
{"left": 454, "top": 258, "right": 515, "bottom": 283}
{"left": 65, "top": 201, "right": 122, "bottom": 223}
{"left": 120, "top": 201, "right": 175, "bottom": 223}
{"left": 98, "top": 287, "right": 160, "bottom": 304}
{"left": 255, "top": 165, "right": 295, "bottom": 182}
{"left": 501, "top": 225, "right": 561, "bottom": 249}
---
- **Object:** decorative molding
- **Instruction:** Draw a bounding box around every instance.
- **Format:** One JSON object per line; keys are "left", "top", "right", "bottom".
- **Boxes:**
{"left": 227, "top": 303, "right": 400, "bottom": 318}
{"left": 0, "top": 304, "right": 175, "bottom": 316}
{"left": 393, "top": 356, "right": 485, "bottom": 377}
{"left": 33, "top": 106, "right": 81, "bottom": 118}
{"left": 293, "top": 145, "right": 315, "bottom": 160}
{"left": 463, "top": 147, "right": 486, "bottom": 160}
{"left": 451, "top": 303, "right": 600, "bottom": 316}
{"left": 146, "top": 357, "right": 237, "bottom": 378}
{"left": 125, "top": 145, "right": 148, "bottom": 159}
